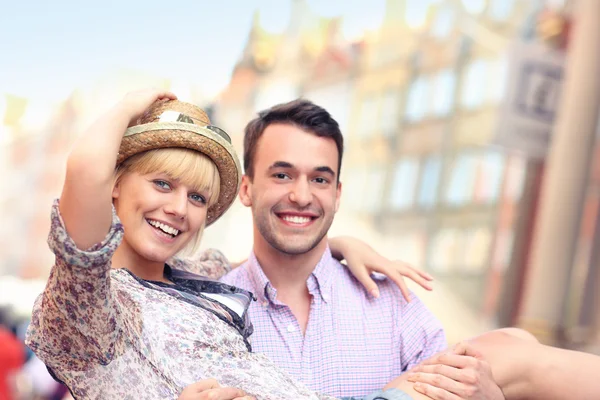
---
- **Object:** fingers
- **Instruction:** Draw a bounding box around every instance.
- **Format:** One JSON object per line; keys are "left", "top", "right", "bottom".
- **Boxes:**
{"left": 386, "top": 271, "right": 411, "bottom": 302}
{"left": 186, "top": 379, "right": 221, "bottom": 392}
{"left": 196, "top": 387, "right": 248, "bottom": 400}
{"left": 179, "top": 379, "right": 250, "bottom": 400}
{"left": 350, "top": 263, "right": 381, "bottom": 298}
{"left": 369, "top": 259, "right": 434, "bottom": 294}
{"left": 408, "top": 372, "right": 466, "bottom": 397}
{"left": 412, "top": 381, "right": 463, "bottom": 400}
{"left": 400, "top": 267, "right": 433, "bottom": 291}
{"left": 419, "top": 352, "right": 477, "bottom": 369}
{"left": 415, "top": 266, "right": 434, "bottom": 281}
{"left": 157, "top": 91, "right": 177, "bottom": 100}
{"left": 409, "top": 364, "right": 463, "bottom": 382}
{"left": 451, "top": 342, "right": 484, "bottom": 359}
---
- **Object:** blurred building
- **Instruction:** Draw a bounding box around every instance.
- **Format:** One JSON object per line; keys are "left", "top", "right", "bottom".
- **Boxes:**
{"left": 214, "top": 0, "right": 538, "bottom": 322}
{"left": 3, "top": 0, "right": 600, "bottom": 352}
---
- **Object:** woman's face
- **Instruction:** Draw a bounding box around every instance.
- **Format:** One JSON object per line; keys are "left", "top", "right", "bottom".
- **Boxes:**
{"left": 112, "top": 170, "right": 211, "bottom": 264}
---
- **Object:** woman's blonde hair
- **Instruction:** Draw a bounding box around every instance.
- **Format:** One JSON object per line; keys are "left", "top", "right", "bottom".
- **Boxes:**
{"left": 114, "top": 148, "right": 220, "bottom": 256}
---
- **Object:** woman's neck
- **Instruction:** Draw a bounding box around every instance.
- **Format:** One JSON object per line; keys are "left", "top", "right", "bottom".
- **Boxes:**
{"left": 112, "top": 244, "right": 168, "bottom": 282}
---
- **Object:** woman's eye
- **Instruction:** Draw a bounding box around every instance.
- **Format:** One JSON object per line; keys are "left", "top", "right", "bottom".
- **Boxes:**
{"left": 189, "top": 193, "right": 207, "bottom": 204}
{"left": 154, "top": 180, "right": 171, "bottom": 190}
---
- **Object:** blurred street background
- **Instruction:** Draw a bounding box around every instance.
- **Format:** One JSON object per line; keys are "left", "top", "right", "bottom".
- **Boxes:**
{"left": 2, "top": 0, "right": 600, "bottom": 398}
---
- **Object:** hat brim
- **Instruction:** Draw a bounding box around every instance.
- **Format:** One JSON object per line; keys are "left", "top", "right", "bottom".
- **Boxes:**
{"left": 118, "top": 121, "right": 241, "bottom": 226}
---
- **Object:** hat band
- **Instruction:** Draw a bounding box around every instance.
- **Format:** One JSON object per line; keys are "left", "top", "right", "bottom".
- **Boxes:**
{"left": 156, "top": 110, "right": 231, "bottom": 143}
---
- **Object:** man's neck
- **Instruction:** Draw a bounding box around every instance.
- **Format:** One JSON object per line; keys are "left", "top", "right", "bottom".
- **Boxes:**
{"left": 253, "top": 236, "right": 328, "bottom": 295}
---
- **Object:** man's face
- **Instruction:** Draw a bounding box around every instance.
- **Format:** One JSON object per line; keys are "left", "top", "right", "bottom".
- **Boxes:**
{"left": 240, "top": 123, "right": 341, "bottom": 255}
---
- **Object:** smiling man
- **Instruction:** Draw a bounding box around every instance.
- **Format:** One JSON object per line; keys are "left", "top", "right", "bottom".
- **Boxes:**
{"left": 220, "top": 99, "right": 446, "bottom": 399}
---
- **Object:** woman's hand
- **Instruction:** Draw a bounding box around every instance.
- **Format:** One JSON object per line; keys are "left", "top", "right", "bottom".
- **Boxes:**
{"left": 329, "top": 236, "right": 433, "bottom": 302}
{"left": 178, "top": 379, "right": 255, "bottom": 400}
{"left": 119, "top": 88, "right": 177, "bottom": 126}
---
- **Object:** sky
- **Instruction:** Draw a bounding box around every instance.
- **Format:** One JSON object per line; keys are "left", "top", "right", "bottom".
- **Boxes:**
{"left": 0, "top": 0, "right": 387, "bottom": 103}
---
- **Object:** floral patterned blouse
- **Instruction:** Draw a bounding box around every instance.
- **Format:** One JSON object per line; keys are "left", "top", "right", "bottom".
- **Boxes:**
{"left": 25, "top": 202, "right": 337, "bottom": 400}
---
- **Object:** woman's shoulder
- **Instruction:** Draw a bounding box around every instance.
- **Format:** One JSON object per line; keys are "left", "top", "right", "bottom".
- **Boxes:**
{"left": 169, "top": 248, "right": 231, "bottom": 280}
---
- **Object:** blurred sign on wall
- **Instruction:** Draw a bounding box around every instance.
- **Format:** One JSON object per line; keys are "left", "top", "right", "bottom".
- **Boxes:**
{"left": 494, "top": 40, "right": 566, "bottom": 159}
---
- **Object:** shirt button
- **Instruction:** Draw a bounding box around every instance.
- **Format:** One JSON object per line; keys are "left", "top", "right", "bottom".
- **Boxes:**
{"left": 262, "top": 301, "right": 268, "bottom": 308}
{"left": 286, "top": 324, "right": 296, "bottom": 332}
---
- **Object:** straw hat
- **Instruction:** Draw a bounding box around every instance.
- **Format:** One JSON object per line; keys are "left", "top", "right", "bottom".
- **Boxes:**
{"left": 117, "top": 100, "right": 241, "bottom": 226}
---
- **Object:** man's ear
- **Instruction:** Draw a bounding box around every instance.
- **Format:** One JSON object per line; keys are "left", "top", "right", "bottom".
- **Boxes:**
{"left": 238, "top": 175, "right": 253, "bottom": 207}
{"left": 334, "top": 181, "right": 342, "bottom": 213}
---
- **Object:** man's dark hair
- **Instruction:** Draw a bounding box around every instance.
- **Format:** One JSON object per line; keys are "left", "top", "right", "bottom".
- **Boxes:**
{"left": 243, "top": 99, "right": 344, "bottom": 181}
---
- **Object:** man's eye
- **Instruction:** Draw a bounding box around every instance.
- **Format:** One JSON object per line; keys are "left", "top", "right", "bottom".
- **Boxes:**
{"left": 273, "top": 173, "right": 290, "bottom": 180}
{"left": 314, "top": 177, "right": 328, "bottom": 184}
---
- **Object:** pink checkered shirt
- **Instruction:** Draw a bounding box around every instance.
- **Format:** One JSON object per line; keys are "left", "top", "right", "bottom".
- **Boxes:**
{"left": 220, "top": 247, "right": 446, "bottom": 398}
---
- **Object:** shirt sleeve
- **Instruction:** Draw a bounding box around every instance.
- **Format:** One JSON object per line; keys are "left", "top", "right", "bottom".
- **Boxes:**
{"left": 398, "top": 291, "right": 447, "bottom": 371}
{"left": 25, "top": 200, "right": 125, "bottom": 368}
{"left": 170, "top": 248, "right": 232, "bottom": 279}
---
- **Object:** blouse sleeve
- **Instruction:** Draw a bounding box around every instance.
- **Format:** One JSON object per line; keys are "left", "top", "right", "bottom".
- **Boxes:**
{"left": 25, "top": 200, "right": 125, "bottom": 367}
{"left": 169, "top": 248, "right": 233, "bottom": 280}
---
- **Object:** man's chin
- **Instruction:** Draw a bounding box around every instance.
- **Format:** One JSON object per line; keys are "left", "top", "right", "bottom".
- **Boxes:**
{"left": 272, "top": 237, "right": 322, "bottom": 255}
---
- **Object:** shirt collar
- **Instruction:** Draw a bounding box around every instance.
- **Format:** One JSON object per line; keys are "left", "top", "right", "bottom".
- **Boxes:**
{"left": 246, "top": 246, "right": 335, "bottom": 305}
{"left": 246, "top": 252, "right": 275, "bottom": 305}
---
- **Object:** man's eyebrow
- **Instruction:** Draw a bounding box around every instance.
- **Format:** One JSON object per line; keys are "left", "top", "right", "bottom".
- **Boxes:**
{"left": 268, "top": 161, "right": 294, "bottom": 170}
{"left": 267, "top": 162, "right": 336, "bottom": 178}
{"left": 315, "top": 166, "right": 335, "bottom": 177}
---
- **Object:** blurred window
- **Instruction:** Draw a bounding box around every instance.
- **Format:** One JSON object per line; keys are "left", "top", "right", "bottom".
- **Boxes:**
{"left": 305, "top": 82, "right": 352, "bottom": 135}
{"left": 461, "top": 0, "right": 485, "bottom": 14}
{"left": 474, "top": 150, "right": 505, "bottom": 203}
{"left": 503, "top": 156, "right": 526, "bottom": 201}
{"left": 405, "top": 76, "right": 429, "bottom": 122}
{"left": 358, "top": 96, "right": 379, "bottom": 138}
{"left": 390, "top": 158, "right": 419, "bottom": 209}
{"left": 406, "top": 0, "right": 430, "bottom": 28}
{"left": 489, "top": 0, "right": 515, "bottom": 20}
{"left": 460, "top": 59, "right": 487, "bottom": 109}
{"left": 445, "top": 152, "right": 478, "bottom": 205}
{"left": 431, "top": 6, "right": 455, "bottom": 38}
{"left": 380, "top": 90, "right": 401, "bottom": 136}
{"left": 417, "top": 154, "right": 442, "bottom": 208}
{"left": 488, "top": 55, "right": 508, "bottom": 103}
{"left": 254, "top": 81, "right": 298, "bottom": 113}
{"left": 343, "top": 167, "right": 367, "bottom": 211}
{"left": 462, "top": 227, "right": 492, "bottom": 272}
{"left": 432, "top": 68, "right": 457, "bottom": 116}
{"left": 429, "top": 228, "right": 463, "bottom": 272}
{"left": 364, "top": 166, "right": 387, "bottom": 212}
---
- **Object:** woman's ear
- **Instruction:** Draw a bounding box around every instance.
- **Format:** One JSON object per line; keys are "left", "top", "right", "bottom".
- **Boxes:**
{"left": 112, "top": 180, "right": 121, "bottom": 199}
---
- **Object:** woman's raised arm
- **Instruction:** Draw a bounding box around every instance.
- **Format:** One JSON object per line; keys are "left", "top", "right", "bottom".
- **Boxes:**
{"left": 59, "top": 89, "right": 176, "bottom": 250}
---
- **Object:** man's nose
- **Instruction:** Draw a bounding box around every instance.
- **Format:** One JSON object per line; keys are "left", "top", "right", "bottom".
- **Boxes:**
{"left": 289, "top": 179, "right": 312, "bottom": 207}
